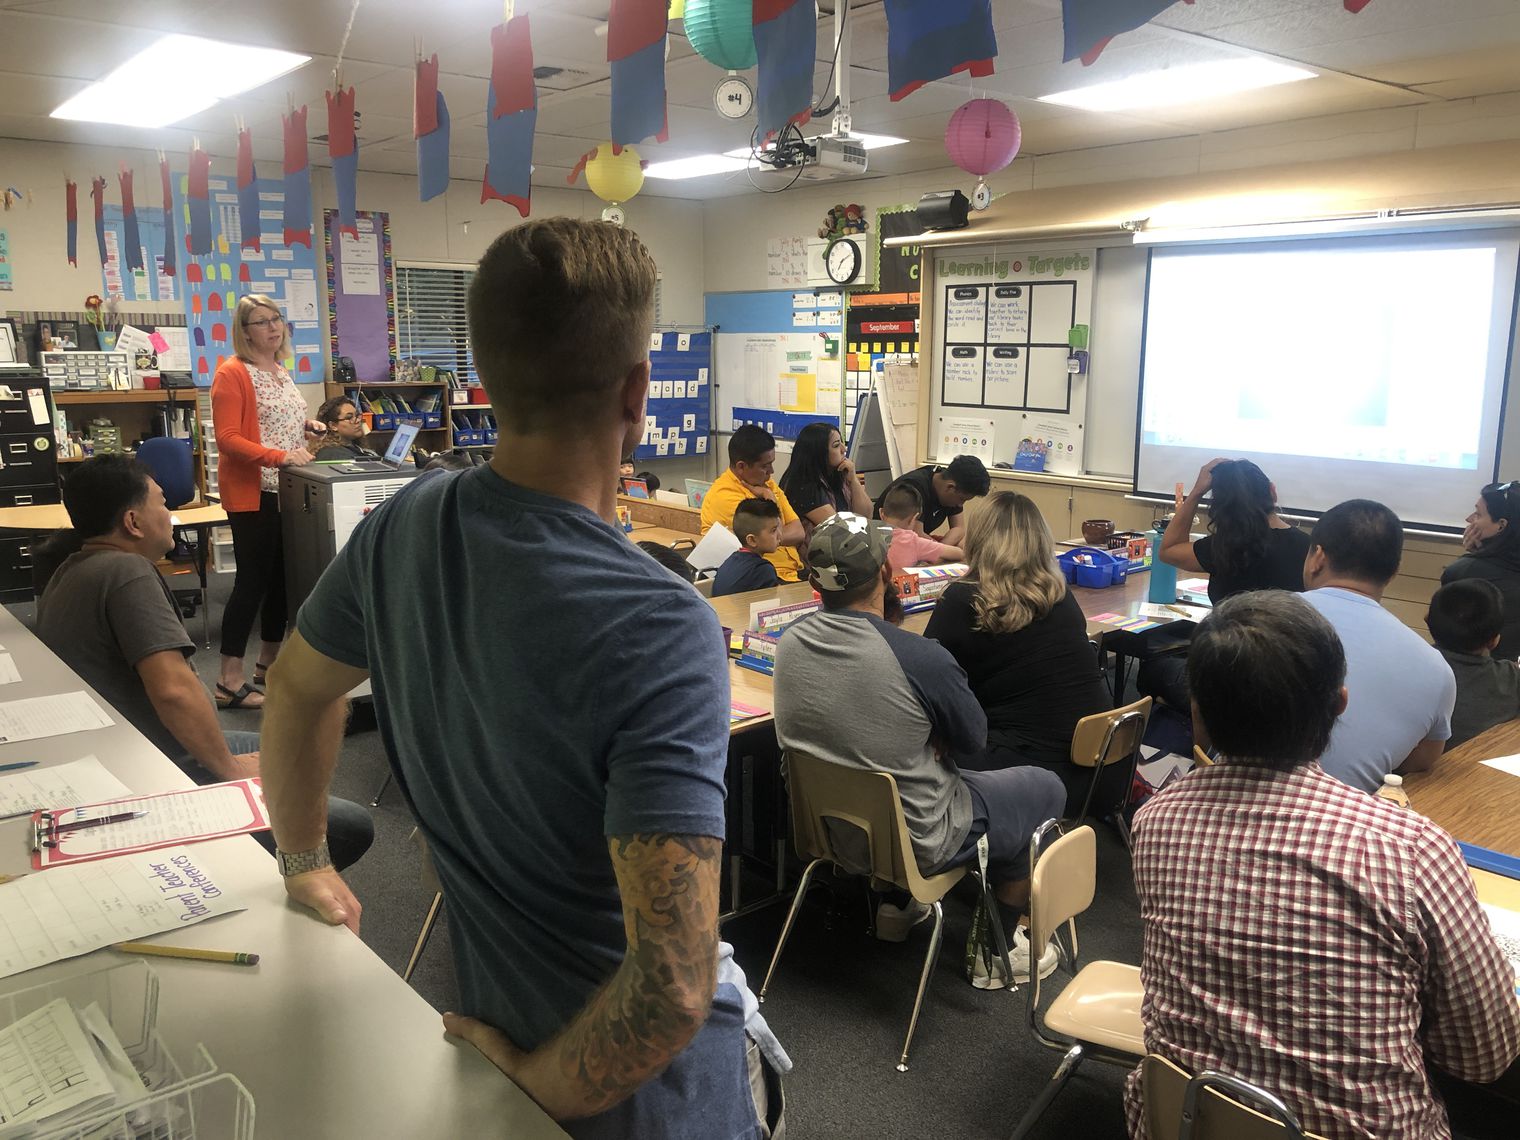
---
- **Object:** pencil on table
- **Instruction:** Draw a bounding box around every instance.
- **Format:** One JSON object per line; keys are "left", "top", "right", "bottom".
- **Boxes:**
{"left": 111, "top": 942, "right": 260, "bottom": 966}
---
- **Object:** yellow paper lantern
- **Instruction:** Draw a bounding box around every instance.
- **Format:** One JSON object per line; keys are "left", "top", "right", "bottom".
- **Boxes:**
{"left": 585, "top": 144, "right": 644, "bottom": 204}
{"left": 669, "top": 0, "right": 686, "bottom": 18}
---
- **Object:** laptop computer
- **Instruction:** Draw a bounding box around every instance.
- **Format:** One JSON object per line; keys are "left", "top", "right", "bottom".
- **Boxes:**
{"left": 685, "top": 478, "right": 712, "bottom": 509}
{"left": 331, "top": 421, "right": 420, "bottom": 474}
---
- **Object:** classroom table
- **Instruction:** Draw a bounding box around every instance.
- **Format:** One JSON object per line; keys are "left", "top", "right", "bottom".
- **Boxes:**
{"left": 0, "top": 606, "right": 565, "bottom": 1138}
{"left": 0, "top": 501, "right": 230, "bottom": 649}
{"left": 1405, "top": 719, "right": 1520, "bottom": 860}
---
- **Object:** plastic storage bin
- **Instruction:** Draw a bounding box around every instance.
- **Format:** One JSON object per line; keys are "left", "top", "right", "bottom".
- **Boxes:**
{"left": 1057, "top": 546, "right": 1128, "bottom": 588}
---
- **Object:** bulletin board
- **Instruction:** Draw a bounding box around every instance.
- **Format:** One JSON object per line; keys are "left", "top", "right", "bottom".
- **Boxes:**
{"left": 928, "top": 244, "right": 1095, "bottom": 476}
{"left": 636, "top": 330, "right": 711, "bottom": 460}
{"left": 705, "top": 290, "right": 845, "bottom": 437}
{"left": 324, "top": 209, "right": 396, "bottom": 383}
{"left": 99, "top": 204, "right": 177, "bottom": 304}
{"left": 176, "top": 174, "right": 324, "bottom": 385}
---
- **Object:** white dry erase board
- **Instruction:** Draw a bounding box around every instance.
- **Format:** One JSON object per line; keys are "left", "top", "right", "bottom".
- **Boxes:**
{"left": 707, "top": 290, "right": 844, "bottom": 433}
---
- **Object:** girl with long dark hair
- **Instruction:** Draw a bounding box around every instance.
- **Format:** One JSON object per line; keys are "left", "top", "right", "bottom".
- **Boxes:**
{"left": 1441, "top": 481, "right": 1520, "bottom": 659}
{"left": 1158, "top": 458, "right": 1310, "bottom": 604}
{"left": 777, "top": 422, "right": 871, "bottom": 528}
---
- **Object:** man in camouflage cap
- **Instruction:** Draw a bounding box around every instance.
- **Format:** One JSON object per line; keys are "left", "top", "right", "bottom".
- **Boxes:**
{"left": 772, "top": 514, "right": 1065, "bottom": 976}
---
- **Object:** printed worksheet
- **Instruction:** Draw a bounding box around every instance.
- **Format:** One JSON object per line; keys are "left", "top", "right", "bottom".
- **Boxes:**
{"left": 0, "top": 692, "right": 112, "bottom": 745}
{"left": 0, "top": 757, "right": 131, "bottom": 819}
{"left": 0, "top": 847, "right": 242, "bottom": 981}
{"left": 0, "top": 998, "right": 116, "bottom": 1129}
{"left": 34, "top": 780, "right": 269, "bottom": 868}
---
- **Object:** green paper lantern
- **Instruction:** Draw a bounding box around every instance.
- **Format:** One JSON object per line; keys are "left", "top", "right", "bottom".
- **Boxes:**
{"left": 685, "top": 0, "right": 757, "bottom": 71}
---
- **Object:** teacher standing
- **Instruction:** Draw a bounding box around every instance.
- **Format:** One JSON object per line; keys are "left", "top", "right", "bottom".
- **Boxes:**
{"left": 211, "top": 295, "right": 323, "bottom": 709}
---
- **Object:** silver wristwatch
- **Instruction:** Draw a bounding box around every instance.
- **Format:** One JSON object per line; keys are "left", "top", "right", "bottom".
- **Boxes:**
{"left": 275, "top": 839, "right": 333, "bottom": 877}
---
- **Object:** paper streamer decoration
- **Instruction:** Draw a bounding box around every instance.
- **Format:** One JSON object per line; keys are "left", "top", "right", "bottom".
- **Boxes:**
{"left": 65, "top": 179, "right": 78, "bottom": 267}
{"left": 1063, "top": 0, "right": 1190, "bottom": 65}
{"left": 327, "top": 86, "right": 359, "bottom": 238}
{"left": 282, "top": 104, "right": 313, "bottom": 248}
{"left": 884, "top": 0, "right": 997, "bottom": 100}
{"left": 414, "top": 55, "right": 451, "bottom": 202}
{"left": 117, "top": 166, "right": 143, "bottom": 272}
{"left": 159, "top": 158, "right": 175, "bottom": 277}
{"left": 90, "top": 177, "right": 108, "bottom": 266}
{"left": 187, "top": 146, "right": 212, "bottom": 256}
{"left": 235, "top": 128, "right": 261, "bottom": 252}
{"left": 753, "top": 0, "right": 816, "bottom": 141}
{"left": 482, "top": 17, "right": 536, "bottom": 217}
{"left": 609, "top": 0, "right": 668, "bottom": 147}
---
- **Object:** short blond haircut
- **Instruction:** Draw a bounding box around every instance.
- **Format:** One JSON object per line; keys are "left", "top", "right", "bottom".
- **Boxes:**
{"left": 232, "top": 294, "right": 291, "bottom": 363}
{"left": 467, "top": 218, "right": 656, "bottom": 434}
{"left": 963, "top": 491, "right": 1068, "bottom": 634}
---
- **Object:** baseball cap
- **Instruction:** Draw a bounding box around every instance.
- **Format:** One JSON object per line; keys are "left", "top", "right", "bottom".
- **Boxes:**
{"left": 808, "top": 512, "right": 893, "bottom": 592}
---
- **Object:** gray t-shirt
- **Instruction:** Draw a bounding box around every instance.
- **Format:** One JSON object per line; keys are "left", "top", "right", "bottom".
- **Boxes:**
{"left": 773, "top": 608, "right": 985, "bottom": 872}
{"left": 298, "top": 466, "right": 768, "bottom": 1139}
{"left": 36, "top": 549, "right": 194, "bottom": 767}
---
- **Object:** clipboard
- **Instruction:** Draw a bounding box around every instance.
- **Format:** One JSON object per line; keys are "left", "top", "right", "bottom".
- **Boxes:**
{"left": 30, "top": 779, "right": 270, "bottom": 870}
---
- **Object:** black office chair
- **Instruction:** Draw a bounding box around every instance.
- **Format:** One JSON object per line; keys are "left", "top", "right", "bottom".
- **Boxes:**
{"left": 135, "top": 437, "right": 201, "bottom": 620}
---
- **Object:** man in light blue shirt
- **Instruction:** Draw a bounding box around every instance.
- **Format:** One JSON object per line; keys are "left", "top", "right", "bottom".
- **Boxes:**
{"left": 1301, "top": 499, "right": 1455, "bottom": 792}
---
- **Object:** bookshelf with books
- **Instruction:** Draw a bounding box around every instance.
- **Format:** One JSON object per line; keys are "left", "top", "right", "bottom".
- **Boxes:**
{"left": 324, "top": 380, "right": 450, "bottom": 456}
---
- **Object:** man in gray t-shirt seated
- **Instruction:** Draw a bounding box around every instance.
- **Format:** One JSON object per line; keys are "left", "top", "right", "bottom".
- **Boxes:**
{"left": 35, "top": 455, "right": 372, "bottom": 870}
{"left": 772, "top": 513, "right": 1066, "bottom": 981}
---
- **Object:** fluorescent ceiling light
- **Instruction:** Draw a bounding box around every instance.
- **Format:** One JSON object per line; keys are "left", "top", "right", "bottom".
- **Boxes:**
{"left": 52, "top": 34, "right": 310, "bottom": 128}
{"left": 643, "top": 154, "right": 751, "bottom": 180}
{"left": 1039, "top": 58, "right": 1314, "bottom": 113}
{"left": 721, "top": 132, "right": 909, "bottom": 159}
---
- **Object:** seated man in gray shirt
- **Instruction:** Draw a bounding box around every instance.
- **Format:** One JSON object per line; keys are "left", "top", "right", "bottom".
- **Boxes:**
{"left": 772, "top": 512, "right": 1066, "bottom": 981}
{"left": 35, "top": 455, "right": 372, "bottom": 870}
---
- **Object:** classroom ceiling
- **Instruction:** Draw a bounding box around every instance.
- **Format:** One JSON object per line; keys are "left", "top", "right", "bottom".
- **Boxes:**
{"left": 0, "top": 0, "right": 1517, "bottom": 201}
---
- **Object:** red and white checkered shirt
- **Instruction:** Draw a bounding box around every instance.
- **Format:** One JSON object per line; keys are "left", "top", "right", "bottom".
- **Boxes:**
{"left": 1124, "top": 761, "right": 1520, "bottom": 1140}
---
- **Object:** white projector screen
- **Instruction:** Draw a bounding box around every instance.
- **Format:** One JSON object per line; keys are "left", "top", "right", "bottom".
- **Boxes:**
{"left": 1135, "top": 230, "right": 1520, "bottom": 530}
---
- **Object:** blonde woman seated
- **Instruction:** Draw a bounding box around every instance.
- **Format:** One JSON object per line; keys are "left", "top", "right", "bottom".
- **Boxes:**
{"left": 924, "top": 491, "right": 1116, "bottom": 816}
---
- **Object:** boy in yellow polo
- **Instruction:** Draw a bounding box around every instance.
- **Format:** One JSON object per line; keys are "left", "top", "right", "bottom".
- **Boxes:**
{"left": 700, "top": 424, "right": 807, "bottom": 582}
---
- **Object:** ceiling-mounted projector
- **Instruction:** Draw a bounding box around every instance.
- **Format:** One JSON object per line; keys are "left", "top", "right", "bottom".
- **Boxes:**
{"left": 750, "top": 134, "right": 868, "bottom": 181}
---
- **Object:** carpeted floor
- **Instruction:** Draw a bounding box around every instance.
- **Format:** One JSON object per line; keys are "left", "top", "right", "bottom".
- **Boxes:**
{"left": 10, "top": 574, "right": 1144, "bottom": 1140}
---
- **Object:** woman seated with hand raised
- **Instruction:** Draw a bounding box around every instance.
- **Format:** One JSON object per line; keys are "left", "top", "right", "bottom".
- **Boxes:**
{"left": 924, "top": 491, "right": 1114, "bottom": 815}
{"left": 1442, "top": 480, "right": 1520, "bottom": 660}
{"left": 777, "top": 422, "right": 872, "bottom": 531}
{"left": 312, "top": 396, "right": 381, "bottom": 462}
{"left": 1142, "top": 457, "right": 1310, "bottom": 711}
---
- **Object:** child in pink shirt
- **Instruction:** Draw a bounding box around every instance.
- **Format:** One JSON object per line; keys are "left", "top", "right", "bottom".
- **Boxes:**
{"left": 880, "top": 481, "right": 965, "bottom": 575}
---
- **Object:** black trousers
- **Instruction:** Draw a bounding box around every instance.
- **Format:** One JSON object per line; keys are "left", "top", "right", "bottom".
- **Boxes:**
{"left": 220, "top": 493, "right": 288, "bottom": 658}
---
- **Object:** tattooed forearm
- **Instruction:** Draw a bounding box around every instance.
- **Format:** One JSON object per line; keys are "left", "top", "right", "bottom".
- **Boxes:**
{"left": 518, "top": 833, "right": 721, "bottom": 1120}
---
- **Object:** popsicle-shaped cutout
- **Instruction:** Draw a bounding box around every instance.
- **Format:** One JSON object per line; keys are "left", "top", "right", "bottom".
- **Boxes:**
{"left": 227, "top": 291, "right": 236, "bottom": 310}
{"left": 207, "top": 293, "right": 223, "bottom": 312}
{"left": 219, "top": 263, "right": 232, "bottom": 282}
{"left": 196, "top": 358, "right": 209, "bottom": 374}
{"left": 212, "top": 323, "right": 227, "bottom": 343}
{"left": 218, "top": 236, "right": 229, "bottom": 255}
{"left": 186, "top": 263, "right": 202, "bottom": 283}
{"left": 239, "top": 264, "right": 251, "bottom": 282}
{"left": 191, "top": 294, "right": 202, "bottom": 315}
{"left": 193, "top": 326, "right": 206, "bottom": 346}
{"left": 298, "top": 356, "right": 311, "bottom": 372}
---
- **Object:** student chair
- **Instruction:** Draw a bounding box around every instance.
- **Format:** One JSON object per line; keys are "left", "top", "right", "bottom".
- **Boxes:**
{"left": 136, "top": 437, "right": 204, "bottom": 628}
{"left": 403, "top": 826, "right": 445, "bottom": 985}
{"left": 1142, "top": 1054, "right": 1328, "bottom": 1140}
{"left": 1192, "top": 746, "right": 1216, "bottom": 768}
{"left": 1068, "top": 696, "right": 1152, "bottom": 846}
{"left": 1008, "top": 821, "right": 1144, "bottom": 1140}
{"left": 759, "top": 750, "right": 1018, "bottom": 1072}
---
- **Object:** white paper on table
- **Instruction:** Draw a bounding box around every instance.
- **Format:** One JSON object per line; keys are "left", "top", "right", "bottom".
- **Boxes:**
{"left": 0, "top": 653, "right": 19, "bottom": 686}
{"left": 0, "top": 691, "right": 112, "bottom": 745}
{"left": 1480, "top": 754, "right": 1520, "bottom": 778}
{"left": 1480, "top": 903, "right": 1520, "bottom": 986}
{"left": 689, "top": 522, "right": 742, "bottom": 573}
{"left": 0, "top": 756, "right": 131, "bottom": 819}
{"left": 39, "top": 780, "right": 269, "bottom": 865}
{"left": 0, "top": 998, "right": 117, "bottom": 1128}
{"left": 1137, "top": 602, "right": 1209, "bottom": 622}
{"left": 0, "top": 847, "right": 243, "bottom": 981}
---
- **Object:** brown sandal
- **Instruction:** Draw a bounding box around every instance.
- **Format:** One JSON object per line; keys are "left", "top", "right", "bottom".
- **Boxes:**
{"left": 215, "top": 682, "right": 263, "bottom": 709}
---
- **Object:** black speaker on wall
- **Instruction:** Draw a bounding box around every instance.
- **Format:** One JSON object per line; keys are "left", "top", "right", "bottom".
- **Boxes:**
{"left": 917, "top": 190, "right": 970, "bottom": 232}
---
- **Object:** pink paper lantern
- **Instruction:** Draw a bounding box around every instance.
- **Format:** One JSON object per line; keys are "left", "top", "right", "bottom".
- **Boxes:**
{"left": 945, "top": 99, "right": 1021, "bottom": 177}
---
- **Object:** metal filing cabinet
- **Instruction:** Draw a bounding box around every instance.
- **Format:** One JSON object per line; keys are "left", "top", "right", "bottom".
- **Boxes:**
{"left": 0, "top": 374, "right": 59, "bottom": 599}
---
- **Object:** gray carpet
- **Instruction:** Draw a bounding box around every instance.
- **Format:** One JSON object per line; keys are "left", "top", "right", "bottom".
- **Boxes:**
{"left": 11, "top": 574, "right": 1143, "bottom": 1140}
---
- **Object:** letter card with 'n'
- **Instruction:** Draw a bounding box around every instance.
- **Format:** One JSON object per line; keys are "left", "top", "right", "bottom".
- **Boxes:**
{"left": 30, "top": 779, "right": 270, "bottom": 870}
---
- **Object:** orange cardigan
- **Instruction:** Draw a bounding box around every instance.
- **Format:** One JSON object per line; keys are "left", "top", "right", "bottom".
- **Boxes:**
{"left": 211, "top": 358, "right": 296, "bottom": 513}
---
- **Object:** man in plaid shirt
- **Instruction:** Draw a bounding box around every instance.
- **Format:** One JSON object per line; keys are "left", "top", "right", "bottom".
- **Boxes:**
{"left": 1125, "top": 591, "right": 1520, "bottom": 1139}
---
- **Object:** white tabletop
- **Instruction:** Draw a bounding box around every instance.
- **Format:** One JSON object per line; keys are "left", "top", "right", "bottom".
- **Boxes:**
{"left": 0, "top": 607, "right": 565, "bottom": 1138}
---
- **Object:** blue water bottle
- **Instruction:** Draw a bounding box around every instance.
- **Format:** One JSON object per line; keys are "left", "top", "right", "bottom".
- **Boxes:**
{"left": 1147, "top": 519, "right": 1177, "bottom": 604}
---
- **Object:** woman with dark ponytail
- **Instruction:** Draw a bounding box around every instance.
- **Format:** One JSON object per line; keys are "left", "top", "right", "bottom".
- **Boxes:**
{"left": 1158, "top": 457, "right": 1310, "bottom": 604}
{"left": 1441, "top": 481, "right": 1520, "bottom": 659}
{"left": 1142, "top": 458, "right": 1310, "bottom": 711}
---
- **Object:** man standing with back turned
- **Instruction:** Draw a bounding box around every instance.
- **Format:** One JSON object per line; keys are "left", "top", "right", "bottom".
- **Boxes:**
{"left": 259, "top": 219, "right": 788, "bottom": 1137}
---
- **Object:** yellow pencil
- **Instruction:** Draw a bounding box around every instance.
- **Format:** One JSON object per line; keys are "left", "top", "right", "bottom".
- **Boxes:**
{"left": 111, "top": 942, "right": 260, "bottom": 966}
